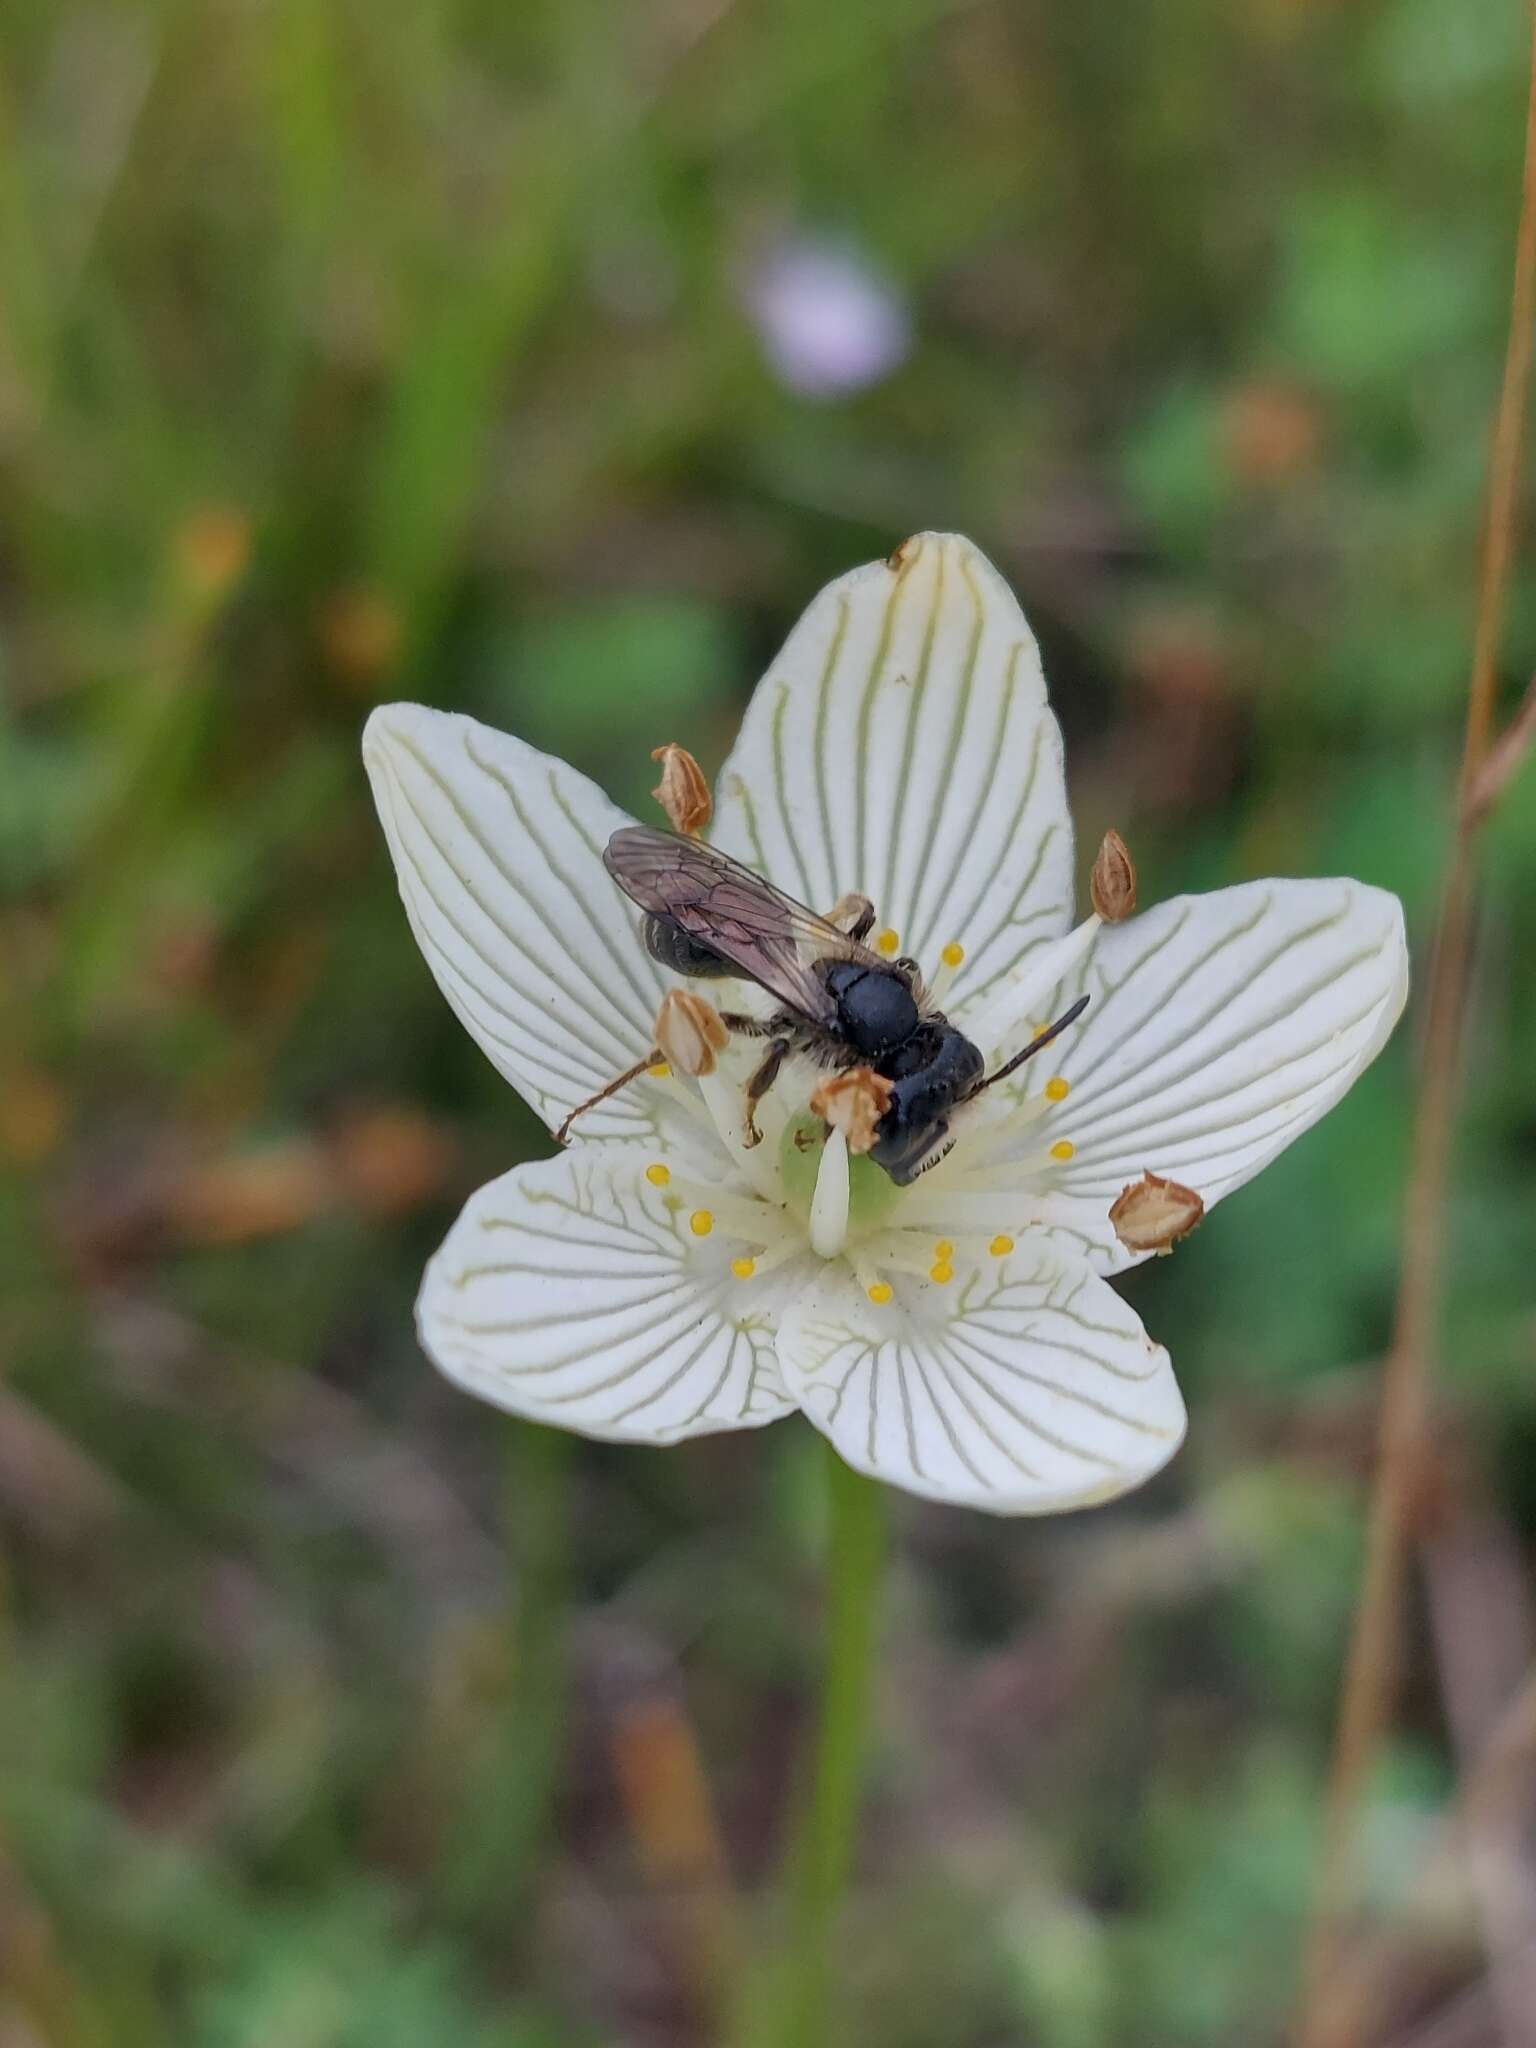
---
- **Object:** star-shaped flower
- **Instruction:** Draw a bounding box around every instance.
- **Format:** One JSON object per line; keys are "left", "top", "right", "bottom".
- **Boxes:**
{"left": 363, "top": 533, "right": 1408, "bottom": 1514}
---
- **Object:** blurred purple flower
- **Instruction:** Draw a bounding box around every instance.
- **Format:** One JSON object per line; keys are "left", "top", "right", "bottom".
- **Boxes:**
{"left": 742, "top": 235, "right": 911, "bottom": 399}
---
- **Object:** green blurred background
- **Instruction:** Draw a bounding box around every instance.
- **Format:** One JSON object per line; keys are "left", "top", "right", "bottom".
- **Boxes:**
{"left": 3, "top": 1, "right": 1535, "bottom": 2042}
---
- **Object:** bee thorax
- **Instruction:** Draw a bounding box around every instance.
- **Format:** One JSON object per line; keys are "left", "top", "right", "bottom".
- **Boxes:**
{"left": 822, "top": 959, "right": 920, "bottom": 1058}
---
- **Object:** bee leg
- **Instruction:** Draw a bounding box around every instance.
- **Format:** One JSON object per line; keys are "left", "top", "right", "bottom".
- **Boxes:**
{"left": 742, "top": 1037, "right": 791, "bottom": 1147}
{"left": 556, "top": 1049, "right": 661, "bottom": 1144}
{"left": 717, "top": 1010, "right": 778, "bottom": 1039}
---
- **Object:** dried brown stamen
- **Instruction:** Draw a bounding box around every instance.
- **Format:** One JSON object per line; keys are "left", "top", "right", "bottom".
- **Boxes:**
{"left": 655, "top": 989, "right": 729, "bottom": 1078}
{"left": 650, "top": 744, "right": 712, "bottom": 836}
{"left": 825, "top": 891, "right": 876, "bottom": 937}
{"left": 557, "top": 991, "right": 728, "bottom": 1142}
{"left": 1090, "top": 830, "right": 1138, "bottom": 922}
{"left": 1109, "top": 1170, "right": 1204, "bottom": 1255}
{"left": 810, "top": 1067, "right": 895, "bottom": 1156}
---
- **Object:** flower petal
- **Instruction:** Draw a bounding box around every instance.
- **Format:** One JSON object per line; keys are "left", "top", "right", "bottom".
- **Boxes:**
{"left": 777, "top": 1243, "right": 1185, "bottom": 1514}
{"left": 710, "top": 533, "right": 1073, "bottom": 998}
{"left": 972, "top": 879, "right": 1409, "bottom": 1273}
{"left": 364, "top": 703, "right": 672, "bottom": 1141}
{"left": 419, "top": 1146, "right": 807, "bottom": 1443}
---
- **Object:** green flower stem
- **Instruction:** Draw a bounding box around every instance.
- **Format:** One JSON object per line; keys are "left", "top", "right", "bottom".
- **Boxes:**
{"left": 776, "top": 1445, "right": 889, "bottom": 2048}
{"left": 441, "top": 1420, "right": 571, "bottom": 1935}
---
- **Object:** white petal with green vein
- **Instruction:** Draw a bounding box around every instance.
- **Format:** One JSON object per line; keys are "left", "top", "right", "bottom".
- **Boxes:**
{"left": 710, "top": 533, "right": 1074, "bottom": 993}
{"left": 419, "top": 1149, "right": 806, "bottom": 1440}
{"left": 776, "top": 1243, "right": 1186, "bottom": 1514}
{"left": 363, "top": 703, "right": 670, "bottom": 1141}
{"left": 363, "top": 532, "right": 1412, "bottom": 1515}
{"left": 967, "top": 878, "right": 1409, "bottom": 1274}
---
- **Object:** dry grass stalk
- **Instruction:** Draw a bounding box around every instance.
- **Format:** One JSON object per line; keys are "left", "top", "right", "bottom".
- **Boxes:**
{"left": 1294, "top": 10, "right": 1536, "bottom": 2044}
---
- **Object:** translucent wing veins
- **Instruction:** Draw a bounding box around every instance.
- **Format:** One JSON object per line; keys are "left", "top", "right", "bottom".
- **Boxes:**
{"left": 604, "top": 826, "right": 886, "bottom": 1026}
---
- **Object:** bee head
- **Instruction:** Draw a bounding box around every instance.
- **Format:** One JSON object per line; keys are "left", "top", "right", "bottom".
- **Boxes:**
{"left": 867, "top": 1029, "right": 984, "bottom": 1184}
{"left": 869, "top": 1121, "right": 956, "bottom": 1186}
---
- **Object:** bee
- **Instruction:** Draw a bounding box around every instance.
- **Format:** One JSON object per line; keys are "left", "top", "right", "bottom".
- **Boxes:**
{"left": 566, "top": 825, "right": 1087, "bottom": 1186}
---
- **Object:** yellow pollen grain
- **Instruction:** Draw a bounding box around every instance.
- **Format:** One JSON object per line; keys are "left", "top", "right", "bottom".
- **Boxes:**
{"left": 989, "top": 1234, "right": 1014, "bottom": 1257}
{"left": 731, "top": 1256, "right": 756, "bottom": 1279}
{"left": 941, "top": 941, "right": 965, "bottom": 968}
{"left": 933, "top": 1239, "right": 954, "bottom": 1260}
{"left": 1044, "top": 1076, "right": 1071, "bottom": 1102}
{"left": 876, "top": 928, "right": 900, "bottom": 956}
{"left": 1049, "top": 1140, "right": 1076, "bottom": 1163}
{"left": 929, "top": 1261, "right": 955, "bottom": 1285}
{"left": 645, "top": 1163, "right": 671, "bottom": 1187}
{"left": 689, "top": 1209, "right": 714, "bottom": 1236}
{"left": 867, "top": 1281, "right": 894, "bottom": 1306}
{"left": 648, "top": 1061, "right": 671, "bottom": 1078}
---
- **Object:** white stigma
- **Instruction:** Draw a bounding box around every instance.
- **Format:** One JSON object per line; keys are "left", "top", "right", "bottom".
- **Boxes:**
{"left": 809, "top": 1126, "right": 851, "bottom": 1258}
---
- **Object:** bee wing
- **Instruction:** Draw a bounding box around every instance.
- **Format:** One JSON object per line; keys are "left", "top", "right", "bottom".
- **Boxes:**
{"left": 604, "top": 826, "right": 882, "bottom": 1026}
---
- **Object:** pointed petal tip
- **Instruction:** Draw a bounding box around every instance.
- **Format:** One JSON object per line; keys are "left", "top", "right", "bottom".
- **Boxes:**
{"left": 1382, "top": 883, "right": 1410, "bottom": 981}
{"left": 1323, "top": 877, "right": 1411, "bottom": 1041}
{"left": 874, "top": 530, "right": 1011, "bottom": 595}
{"left": 361, "top": 699, "right": 446, "bottom": 771}
{"left": 885, "top": 528, "right": 972, "bottom": 567}
{"left": 709, "top": 526, "right": 1071, "bottom": 980}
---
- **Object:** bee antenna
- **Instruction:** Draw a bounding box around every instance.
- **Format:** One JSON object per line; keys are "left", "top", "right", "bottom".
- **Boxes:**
{"left": 556, "top": 1050, "right": 661, "bottom": 1144}
{"left": 969, "top": 994, "right": 1090, "bottom": 1099}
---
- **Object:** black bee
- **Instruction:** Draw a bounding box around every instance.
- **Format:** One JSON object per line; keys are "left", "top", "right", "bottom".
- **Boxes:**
{"left": 573, "top": 825, "right": 1088, "bottom": 1186}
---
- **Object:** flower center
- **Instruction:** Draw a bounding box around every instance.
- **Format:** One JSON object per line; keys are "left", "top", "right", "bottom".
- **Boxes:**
{"left": 643, "top": 916, "right": 1094, "bottom": 1288}
{"left": 777, "top": 1110, "right": 901, "bottom": 1241}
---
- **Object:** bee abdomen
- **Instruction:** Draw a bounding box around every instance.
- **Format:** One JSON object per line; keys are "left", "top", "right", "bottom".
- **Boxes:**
{"left": 641, "top": 912, "right": 736, "bottom": 980}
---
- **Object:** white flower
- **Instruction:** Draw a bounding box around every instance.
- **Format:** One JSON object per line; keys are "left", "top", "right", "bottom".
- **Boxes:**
{"left": 362, "top": 533, "right": 1408, "bottom": 1516}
